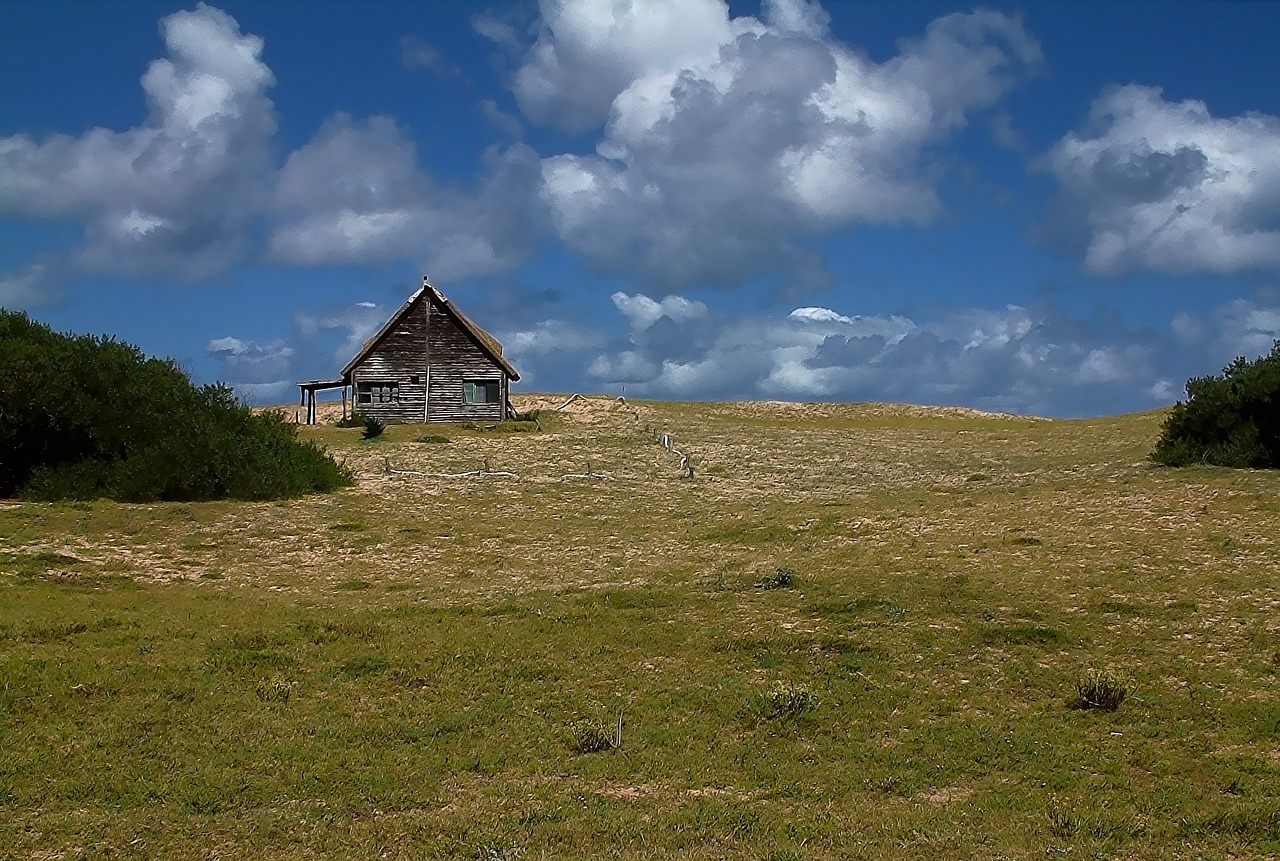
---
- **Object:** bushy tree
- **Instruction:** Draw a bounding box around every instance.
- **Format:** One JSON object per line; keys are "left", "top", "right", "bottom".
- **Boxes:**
{"left": 0, "top": 310, "right": 353, "bottom": 501}
{"left": 1151, "top": 341, "right": 1280, "bottom": 468}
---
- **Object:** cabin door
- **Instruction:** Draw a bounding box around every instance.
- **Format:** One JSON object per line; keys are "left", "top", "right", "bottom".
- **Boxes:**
{"left": 423, "top": 366, "right": 431, "bottom": 422}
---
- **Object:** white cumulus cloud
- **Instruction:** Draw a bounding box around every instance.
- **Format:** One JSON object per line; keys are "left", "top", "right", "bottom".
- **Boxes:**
{"left": 612, "top": 291, "right": 708, "bottom": 330}
{"left": 1043, "top": 84, "right": 1280, "bottom": 275}
{"left": 524, "top": 1, "right": 1041, "bottom": 287}
{"left": 514, "top": 0, "right": 741, "bottom": 134}
{"left": 1201, "top": 298, "right": 1280, "bottom": 363}
{"left": 0, "top": 264, "right": 54, "bottom": 309}
{"left": 204, "top": 335, "right": 295, "bottom": 397}
{"left": 0, "top": 3, "right": 276, "bottom": 282}
{"left": 268, "top": 114, "right": 544, "bottom": 280}
{"left": 549, "top": 292, "right": 1184, "bottom": 415}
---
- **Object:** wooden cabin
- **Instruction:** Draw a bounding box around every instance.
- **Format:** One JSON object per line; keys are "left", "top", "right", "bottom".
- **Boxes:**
{"left": 299, "top": 279, "right": 519, "bottom": 424}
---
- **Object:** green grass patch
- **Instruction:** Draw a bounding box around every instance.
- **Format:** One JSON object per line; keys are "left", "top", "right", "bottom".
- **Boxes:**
{"left": 2, "top": 401, "right": 1279, "bottom": 858}
{"left": 972, "top": 623, "right": 1072, "bottom": 647}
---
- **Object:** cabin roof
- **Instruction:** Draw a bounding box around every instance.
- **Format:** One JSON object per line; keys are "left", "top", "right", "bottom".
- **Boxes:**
{"left": 297, "top": 378, "right": 346, "bottom": 390}
{"left": 340, "top": 280, "right": 520, "bottom": 381}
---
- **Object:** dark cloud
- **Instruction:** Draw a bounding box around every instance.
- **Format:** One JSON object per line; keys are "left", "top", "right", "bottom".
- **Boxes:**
{"left": 1091, "top": 146, "right": 1210, "bottom": 205}
{"left": 809, "top": 334, "right": 889, "bottom": 368}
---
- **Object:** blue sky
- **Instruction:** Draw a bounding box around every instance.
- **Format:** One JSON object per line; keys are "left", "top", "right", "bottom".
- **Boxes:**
{"left": 4, "top": 0, "right": 1280, "bottom": 417}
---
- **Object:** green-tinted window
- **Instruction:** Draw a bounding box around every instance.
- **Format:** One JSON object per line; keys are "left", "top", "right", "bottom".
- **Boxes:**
{"left": 463, "top": 380, "right": 500, "bottom": 404}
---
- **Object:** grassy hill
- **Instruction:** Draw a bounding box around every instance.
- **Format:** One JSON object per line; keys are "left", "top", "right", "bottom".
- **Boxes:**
{"left": 2, "top": 397, "right": 1279, "bottom": 859}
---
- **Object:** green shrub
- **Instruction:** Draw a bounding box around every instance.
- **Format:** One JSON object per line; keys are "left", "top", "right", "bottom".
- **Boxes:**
{"left": 334, "top": 412, "right": 364, "bottom": 428}
{"left": 0, "top": 310, "right": 352, "bottom": 501}
{"left": 1151, "top": 342, "right": 1280, "bottom": 468}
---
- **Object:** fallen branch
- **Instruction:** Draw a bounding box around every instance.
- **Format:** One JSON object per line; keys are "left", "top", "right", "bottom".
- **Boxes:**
{"left": 556, "top": 393, "right": 584, "bottom": 411}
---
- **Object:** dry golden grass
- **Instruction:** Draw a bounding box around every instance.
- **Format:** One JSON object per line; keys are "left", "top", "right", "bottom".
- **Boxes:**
{"left": 2, "top": 396, "right": 1279, "bottom": 859}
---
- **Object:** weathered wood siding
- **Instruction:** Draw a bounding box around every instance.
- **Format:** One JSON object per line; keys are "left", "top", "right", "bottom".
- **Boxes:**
{"left": 425, "top": 301, "right": 506, "bottom": 423}
{"left": 350, "top": 295, "right": 429, "bottom": 422}
{"left": 350, "top": 293, "right": 508, "bottom": 423}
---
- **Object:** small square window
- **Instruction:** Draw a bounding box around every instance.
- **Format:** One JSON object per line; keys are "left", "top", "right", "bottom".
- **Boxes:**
{"left": 356, "top": 381, "right": 399, "bottom": 404}
{"left": 463, "top": 380, "right": 500, "bottom": 404}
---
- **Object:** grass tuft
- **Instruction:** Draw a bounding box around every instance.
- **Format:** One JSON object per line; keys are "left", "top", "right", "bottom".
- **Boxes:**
{"left": 254, "top": 676, "right": 296, "bottom": 703}
{"left": 754, "top": 566, "right": 796, "bottom": 589}
{"left": 475, "top": 842, "right": 524, "bottom": 861}
{"left": 566, "top": 715, "right": 622, "bottom": 753}
{"left": 1071, "top": 669, "right": 1131, "bottom": 711}
{"left": 759, "top": 681, "right": 819, "bottom": 720}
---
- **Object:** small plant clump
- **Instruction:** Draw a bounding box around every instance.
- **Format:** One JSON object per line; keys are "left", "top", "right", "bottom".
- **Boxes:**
{"left": 361, "top": 415, "right": 386, "bottom": 440}
{"left": 416, "top": 434, "right": 451, "bottom": 444}
{"left": 334, "top": 412, "right": 365, "bottom": 428}
{"left": 755, "top": 567, "right": 796, "bottom": 590}
{"left": 760, "top": 681, "right": 819, "bottom": 720}
{"left": 1047, "top": 808, "right": 1084, "bottom": 839}
{"left": 254, "top": 676, "right": 296, "bottom": 703}
{"left": 1071, "top": 669, "right": 1130, "bottom": 711}
{"left": 475, "top": 842, "right": 523, "bottom": 861}
{"left": 566, "top": 716, "right": 621, "bottom": 753}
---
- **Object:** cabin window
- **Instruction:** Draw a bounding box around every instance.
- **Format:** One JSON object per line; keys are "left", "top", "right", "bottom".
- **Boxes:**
{"left": 463, "top": 380, "right": 500, "bottom": 404}
{"left": 356, "top": 380, "right": 399, "bottom": 404}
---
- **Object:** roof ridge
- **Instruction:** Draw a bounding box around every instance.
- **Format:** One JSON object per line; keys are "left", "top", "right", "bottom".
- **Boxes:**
{"left": 339, "top": 278, "right": 518, "bottom": 381}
